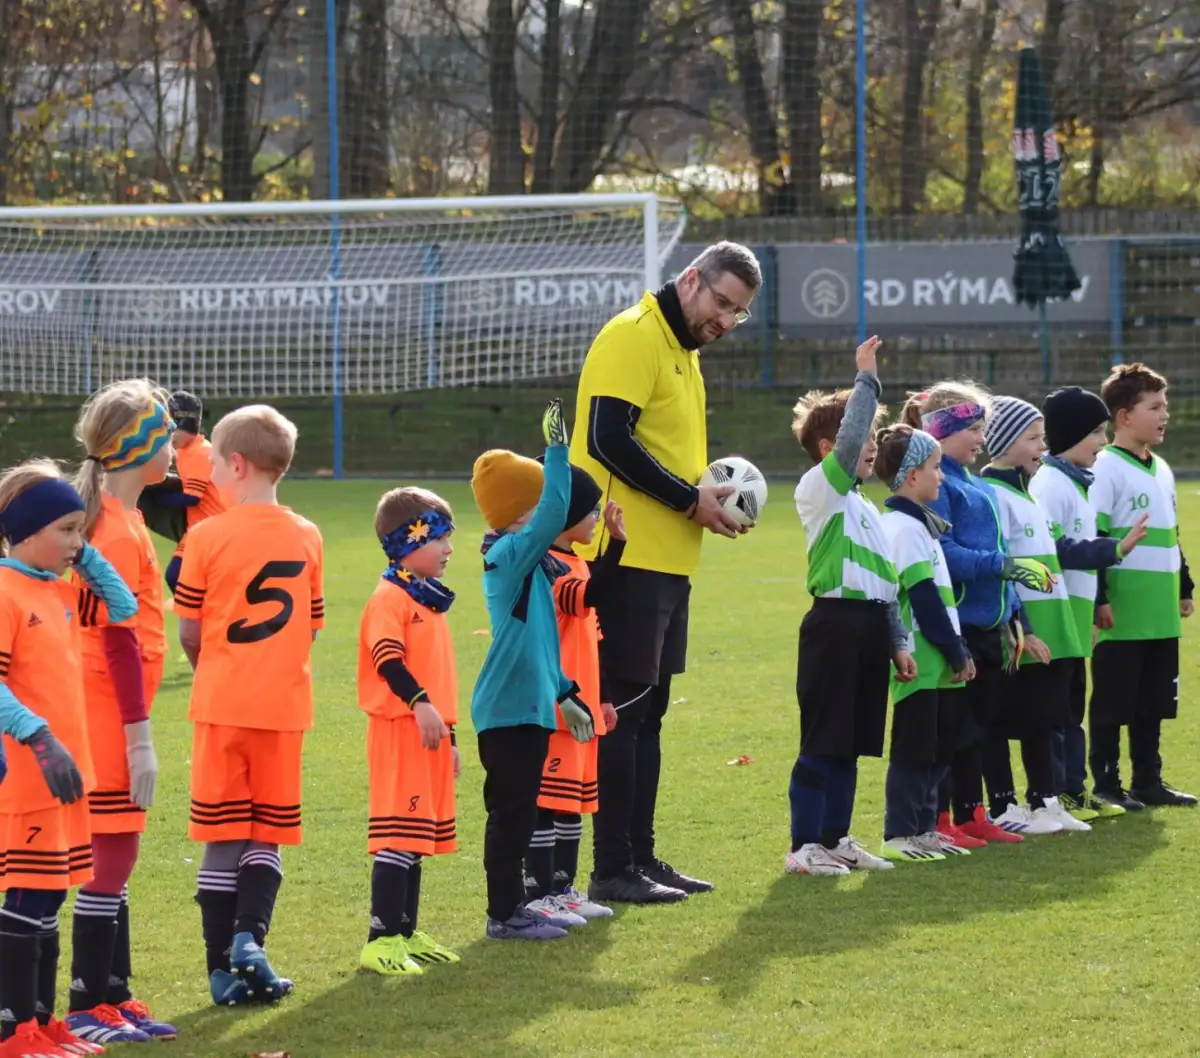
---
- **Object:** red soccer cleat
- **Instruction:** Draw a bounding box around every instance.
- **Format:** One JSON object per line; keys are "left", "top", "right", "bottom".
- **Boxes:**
{"left": 937, "top": 811, "right": 988, "bottom": 849}
{"left": 956, "top": 804, "right": 1024, "bottom": 844}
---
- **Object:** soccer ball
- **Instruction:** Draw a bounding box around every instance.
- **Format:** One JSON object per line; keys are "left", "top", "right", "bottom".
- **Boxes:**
{"left": 699, "top": 456, "right": 767, "bottom": 527}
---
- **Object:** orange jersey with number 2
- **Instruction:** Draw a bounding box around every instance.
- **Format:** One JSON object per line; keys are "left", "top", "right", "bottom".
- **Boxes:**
{"left": 175, "top": 504, "right": 324, "bottom": 732}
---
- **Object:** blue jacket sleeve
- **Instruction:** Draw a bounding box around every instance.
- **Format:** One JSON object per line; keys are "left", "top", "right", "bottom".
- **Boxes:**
{"left": 498, "top": 445, "right": 572, "bottom": 577}
{"left": 74, "top": 544, "right": 137, "bottom": 622}
{"left": 933, "top": 485, "right": 1006, "bottom": 585}
{"left": 908, "top": 579, "right": 970, "bottom": 670}
{"left": 1056, "top": 535, "right": 1120, "bottom": 572}
{"left": 152, "top": 492, "right": 201, "bottom": 509}
{"left": 0, "top": 680, "right": 47, "bottom": 743}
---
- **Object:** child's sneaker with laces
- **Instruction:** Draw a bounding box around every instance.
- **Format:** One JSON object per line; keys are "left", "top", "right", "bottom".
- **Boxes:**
{"left": 994, "top": 803, "right": 1062, "bottom": 836}
{"left": 486, "top": 905, "right": 568, "bottom": 940}
{"left": 209, "top": 968, "right": 294, "bottom": 1007}
{"left": 1058, "top": 791, "right": 1101, "bottom": 822}
{"left": 405, "top": 930, "right": 462, "bottom": 964}
{"left": 829, "top": 836, "right": 894, "bottom": 871}
{"left": 38, "top": 1018, "right": 104, "bottom": 1056}
{"left": 230, "top": 931, "right": 285, "bottom": 999}
{"left": 359, "top": 935, "right": 423, "bottom": 976}
{"left": 930, "top": 830, "right": 972, "bottom": 856}
{"left": 1, "top": 1018, "right": 81, "bottom": 1058}
{"left": 957, "top": 804, "right": 1024, "bottom": 843}
{"left": 881, "top": 836, "right": 944, "bottom": 862}
{"left": 784, "top": 843, "right": 850, "bottom": 876}
{"left": 936, "top": 810, "right": 987, "bottom": 848}
{"left": 114, "top": 1001, "right": 176, "bottom": 1040}
{"left": 558, "top": 885, "right": 614, "bottom": 919}
{"left": 1041, "top": 796, "right": 1092, "bottom": 832}
{"left": 65, "top": 1005, "right": 150, "bottom": 1045}
{"left": 525, "top": 895, "right": 586, "bottom": 928}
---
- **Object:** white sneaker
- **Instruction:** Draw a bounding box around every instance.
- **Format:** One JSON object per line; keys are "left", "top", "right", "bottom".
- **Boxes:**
{"left": 881, "top": 836, "right": 945, "bottom": 862}
{"left": 927, "top": 829, "right": 971, "bottom": 856}
{"left": 784, "top": 843, "right": 851, "bottom": 876}
{"left": 994, "top": 803, "right": 1062, "bottom": 836}
{"left": 830, "top": 836, "right": 894, "bottom": 871}
{"left": 525, "top": 895, "right": 588, "bottom": 927}
{"left": 559, "top": 885, "right": 614, "bottom": 919}
{"left": 1040, "top": 797, "right": 1091, "bottom": 832}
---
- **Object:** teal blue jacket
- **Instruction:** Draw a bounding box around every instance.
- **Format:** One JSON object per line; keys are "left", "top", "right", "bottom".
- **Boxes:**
{"left": 470, "top": 444, "right": 574, "bottom": 734}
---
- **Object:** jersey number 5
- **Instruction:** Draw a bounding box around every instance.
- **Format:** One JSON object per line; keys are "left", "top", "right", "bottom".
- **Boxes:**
{"left": 227, "top": 560, "right": 307, "bottom": 644}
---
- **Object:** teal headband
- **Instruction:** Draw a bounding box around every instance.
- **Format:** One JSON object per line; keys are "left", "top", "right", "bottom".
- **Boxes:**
{"left": 889, "top": 430, "right": 938, "bottom": 492}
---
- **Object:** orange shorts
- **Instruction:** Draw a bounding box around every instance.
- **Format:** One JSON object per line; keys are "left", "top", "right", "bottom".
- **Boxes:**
{"left": 189, "top": 723, "right": 304, "bottom": 846}
{"left": 366, "top": 716, "right": 456, "bottom": 858}
{"left": 537, "top": 729, "right": 599, "bottom": 814}
{"left": 84, "top": 657, "right": 164, "bottom": 835}
{"left": 0, "top": 801, "right": 93, "bottom": 890}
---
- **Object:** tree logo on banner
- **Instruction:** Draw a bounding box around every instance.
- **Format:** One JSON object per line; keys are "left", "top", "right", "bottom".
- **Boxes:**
{"left": 801, "top": 268, "right": 850, "bottom": 319}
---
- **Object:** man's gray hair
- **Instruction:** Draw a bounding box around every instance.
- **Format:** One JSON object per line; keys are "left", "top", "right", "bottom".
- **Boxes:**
{"left": 683, "top": 241, "right": 762, "bottom": 292}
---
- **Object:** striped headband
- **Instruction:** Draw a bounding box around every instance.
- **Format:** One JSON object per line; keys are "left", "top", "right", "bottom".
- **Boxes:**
{"left": 890, "top": 429, "right": 938, "bottom": 492}
{"left": 921, "top": 402, "right": 985, "bottom": 441}
{"left": 94, "top": 400, "right": 176, "bottom": 471}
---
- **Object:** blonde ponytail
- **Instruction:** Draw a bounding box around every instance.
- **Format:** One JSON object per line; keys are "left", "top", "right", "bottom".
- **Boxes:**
{"left": 0, "top": 459, "right": 65, "bottom": 557}
{"left": 73, "top": 379, "right": 170, "bottom": 539}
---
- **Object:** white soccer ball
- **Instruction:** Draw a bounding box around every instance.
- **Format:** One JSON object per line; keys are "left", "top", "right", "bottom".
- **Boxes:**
{"left": 699, "top": 456, "right": 767, "bottom": 527}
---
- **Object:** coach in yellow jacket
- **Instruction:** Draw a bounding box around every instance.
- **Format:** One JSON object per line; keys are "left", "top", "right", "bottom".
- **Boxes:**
{"left": 570, "top": 241, "right": 762, "bottom": 904}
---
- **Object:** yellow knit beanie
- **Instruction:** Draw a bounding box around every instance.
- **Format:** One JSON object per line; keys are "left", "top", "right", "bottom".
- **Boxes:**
{"left": 471, "top": 449, "right": 545, "bottom": 530}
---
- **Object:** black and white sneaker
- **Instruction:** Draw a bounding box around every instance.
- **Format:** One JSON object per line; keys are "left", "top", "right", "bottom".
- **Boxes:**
{"left": 1130, "top": 781, "right": 1198, "bottom": 807}
{"left": 588, "top": 868, "right": 687, "bottom": 904}
{"left": 1093, "top": 786, "right": 1146, "bottom": 812}
{"left": 636, "top": 858, "right": 715, "bottom": 894}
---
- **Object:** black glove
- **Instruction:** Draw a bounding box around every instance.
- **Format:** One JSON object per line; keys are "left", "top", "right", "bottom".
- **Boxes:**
{"left": 24, "top": 727, "right": 84, "bottom": 805}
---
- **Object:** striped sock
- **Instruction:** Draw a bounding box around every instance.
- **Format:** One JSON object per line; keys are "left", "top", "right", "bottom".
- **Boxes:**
{"left": 526, "top": 816, "right": 557, "bottom": 900}
{"left": 370, "top": 849, "right": 416, "bottom": 941}
{"left": 35, "top": 915, "right": 59, "bottom": 1025}
{"left": 235, "top": 846, "right": 283, "bottom": 946}
{"left": 552, "top": 815, "right": 583, "bottom": 892}
{"left": 196, "top": 869, "right": 238, "bottom": 975}
{"left": 69, "top": 890, "right": 122, "bottom": 1012}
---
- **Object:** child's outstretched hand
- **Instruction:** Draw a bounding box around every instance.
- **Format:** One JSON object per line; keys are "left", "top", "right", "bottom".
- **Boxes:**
{"left": 413, "top": 699, "right": 450, "bottom": 750}
{"left": 604, "top": 501, "right": 626, "bottom": 541}
{"left": 856, "top": 335, "right": 882, "bottom": 376}
{"left": 1119, "top": 512, "right": 1150, "bottom": 556}
{"left": 543, "top": 398, "right": 568, "bottom": 447}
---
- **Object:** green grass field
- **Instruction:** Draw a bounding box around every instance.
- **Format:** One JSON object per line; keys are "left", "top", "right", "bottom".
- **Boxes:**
{"left": 110, "top": 479, "right": 1200, "bottom": 1058}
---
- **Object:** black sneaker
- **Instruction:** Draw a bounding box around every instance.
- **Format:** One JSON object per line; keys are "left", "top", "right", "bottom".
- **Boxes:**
{"left": 588, "top": 868, "right": 687, "bottom": 905}
{"left": 1130, "top": 781, "right": 1198, "bottom": 807}
{"left": 636, "top": 858, "right": 715, "bottom": 894}
{"left": 1093, "top": 786, "right": 1146, "bottom": 812}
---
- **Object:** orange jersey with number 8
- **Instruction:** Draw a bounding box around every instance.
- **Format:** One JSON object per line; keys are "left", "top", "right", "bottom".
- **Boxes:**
{"left": 175, "top": 505, "right": 324, "bottom": 732}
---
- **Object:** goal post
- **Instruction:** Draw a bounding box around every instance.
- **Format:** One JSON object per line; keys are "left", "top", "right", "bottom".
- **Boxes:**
{"left": 0, "top": 192, "right": 686, "bottom": 477}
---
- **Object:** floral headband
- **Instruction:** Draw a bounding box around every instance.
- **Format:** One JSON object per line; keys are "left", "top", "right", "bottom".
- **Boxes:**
{"left": 382, "top": 509, "right": 454, "bottom": 565}
{"left": 889, "top": 429, "right": 938, "bottom": 492}
{"left": 921, "top": 401, "right": 985, "bottom": 441}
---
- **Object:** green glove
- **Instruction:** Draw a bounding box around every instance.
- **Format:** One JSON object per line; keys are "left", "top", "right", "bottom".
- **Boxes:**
{"left": 559, "top": 694, "right": 595, "bottom": 744}
{"left": 1002, "top": 557, "right": 1056, "bottom": 593}
{"left": 542, "top": 398, "right": 568, "bottom": 447}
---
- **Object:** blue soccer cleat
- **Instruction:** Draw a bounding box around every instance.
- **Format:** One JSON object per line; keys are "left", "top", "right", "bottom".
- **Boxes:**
{"left": 65, "top": 1004, "right": 151, "bottom": 1044}
{"left": 211, "top": 968, "right": 294, "bottom": 1007}
{"left": 230, "top": 931, "right": 286, "bottom": 999}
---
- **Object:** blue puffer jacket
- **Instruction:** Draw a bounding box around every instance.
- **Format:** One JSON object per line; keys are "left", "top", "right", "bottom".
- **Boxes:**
{"left": 928, "top": 454, "right": 1020, "bottom": 631}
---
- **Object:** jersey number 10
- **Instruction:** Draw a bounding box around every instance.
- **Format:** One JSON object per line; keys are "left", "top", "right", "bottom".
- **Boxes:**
{"left": 226, "top": 560, "right": 307, "bottom": 645}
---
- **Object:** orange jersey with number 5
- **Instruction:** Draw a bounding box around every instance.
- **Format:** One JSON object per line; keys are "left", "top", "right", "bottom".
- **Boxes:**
{"left": 175, "top": 505, "right": 324, "bottom": 732}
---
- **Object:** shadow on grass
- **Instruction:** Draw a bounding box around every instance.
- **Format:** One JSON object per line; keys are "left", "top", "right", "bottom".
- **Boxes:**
{"left": 680, "top": 812, "right": 1170, "bottom": 1003}
{"left": 165, "top": 913, "right": 631, "bottom": 1058}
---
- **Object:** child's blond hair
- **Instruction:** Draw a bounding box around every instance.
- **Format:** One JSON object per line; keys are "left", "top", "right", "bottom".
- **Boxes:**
{"left": 74, "top": 379, "right": 171, "bottom": 537}
{"left": 211, "top": 405, "right": 298, "bottom": 481}
{"left": 898, "top": 380, "right": 992, "bottom": 430}
{"left": 792, "top": 390, "right": 887, "bottom": 464}
{"left": 375, "top": 487, "right": 454, "bottom": 541}
{"left": 0, "top": 459, "right": 66, "bottom": 556}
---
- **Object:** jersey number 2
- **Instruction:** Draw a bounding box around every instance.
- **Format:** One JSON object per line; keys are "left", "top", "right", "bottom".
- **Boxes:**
{"left": 226, "top": 560, "right": 307, "bottom": 644}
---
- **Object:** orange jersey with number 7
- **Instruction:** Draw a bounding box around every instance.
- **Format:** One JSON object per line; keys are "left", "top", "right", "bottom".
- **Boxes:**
{"left": 174, "top": 505, "right": 325, "bottom": 731}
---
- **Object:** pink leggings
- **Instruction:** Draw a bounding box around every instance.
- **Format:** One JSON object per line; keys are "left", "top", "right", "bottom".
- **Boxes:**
{"left": 89, "top": 832, "right": 141, "bottom": 895}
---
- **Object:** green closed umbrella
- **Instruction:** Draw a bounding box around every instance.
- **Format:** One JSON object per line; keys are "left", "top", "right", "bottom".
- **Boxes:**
{"left": 1013, "top": 47, "right": 1080, "bottom": 382}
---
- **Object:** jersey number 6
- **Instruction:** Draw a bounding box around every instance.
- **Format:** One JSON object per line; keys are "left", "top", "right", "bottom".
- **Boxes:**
{"left": 227, "top": 560, "right": 308, "bottom": 644}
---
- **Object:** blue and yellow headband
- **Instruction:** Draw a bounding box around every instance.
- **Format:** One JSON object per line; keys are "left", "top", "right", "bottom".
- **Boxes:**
{"left": 890, "top": 429, "right": 939, "bottom": 492}
{"left": 93, "top": 400, "right": 175, "bottom": 472}
{"left": 382, "top": 509, "right": 455, "bottom": 566}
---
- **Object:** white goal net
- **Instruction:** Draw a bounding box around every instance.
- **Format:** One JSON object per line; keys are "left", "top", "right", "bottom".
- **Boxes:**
{"left": 0, "top": 194, "right": 686, "bottom": 397}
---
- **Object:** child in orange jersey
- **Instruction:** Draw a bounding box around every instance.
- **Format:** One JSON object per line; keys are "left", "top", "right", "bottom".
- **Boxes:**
{"left": 162, "top": 391, "right": 229, "bottom": 595}
{"left": 357, "top": 487, "right": 461, "bottom": 977}
{"left": 525, "top": 467, "right": 622, "bottom": 923}
{"left": 0, "top": 459, "right": 134, "bottom": 1058}
{"left": 65, "top": 380, "right": 176, "bottom": 1045}
{"left": 175, "top": 406, "right": 324, "bottom": 1008}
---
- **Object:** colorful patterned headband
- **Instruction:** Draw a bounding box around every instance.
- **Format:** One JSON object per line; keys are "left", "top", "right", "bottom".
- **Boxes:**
{"left": 382, "top": 509, "right": 455, "bottom": 566}
{"left": 890, "top": 429, "right": 938, "bottom": 492}
{"left": 95, "top": 400, "right": 175, "bottom": 472}
{"left": 921, "top": 402, "right": 985, "bottom": 441}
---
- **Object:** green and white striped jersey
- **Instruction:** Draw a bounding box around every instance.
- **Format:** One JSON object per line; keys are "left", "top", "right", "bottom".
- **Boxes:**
{"left": 985, "top": 473, "right": 1084, "bottom": 662}
{"left": 795, "top": 453, "right": 899, "bottom": 602}
{"left": 1029, "top": 461, "right": 1099, "bottom": 659}
{"left": 1090, "top": 447, "right": 1181, "bottom": 642}
{"left": 880, "top": 508, "right": 962, "bottom": 703}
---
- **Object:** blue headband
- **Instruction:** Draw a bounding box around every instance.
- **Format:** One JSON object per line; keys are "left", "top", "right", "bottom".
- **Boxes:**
{"left": 381, "top": 509, "right": 455, "bottom": 566}
{"left": 0, "top": 478, "right": 85, "bottom": 546}
{"left": 890, "top": 430, "right": 938, "bottom": 492}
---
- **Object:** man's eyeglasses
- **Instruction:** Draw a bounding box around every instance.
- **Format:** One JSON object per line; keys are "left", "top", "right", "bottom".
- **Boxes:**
{"left": 699, "top": 274, "right": 752, "bottom": 325}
